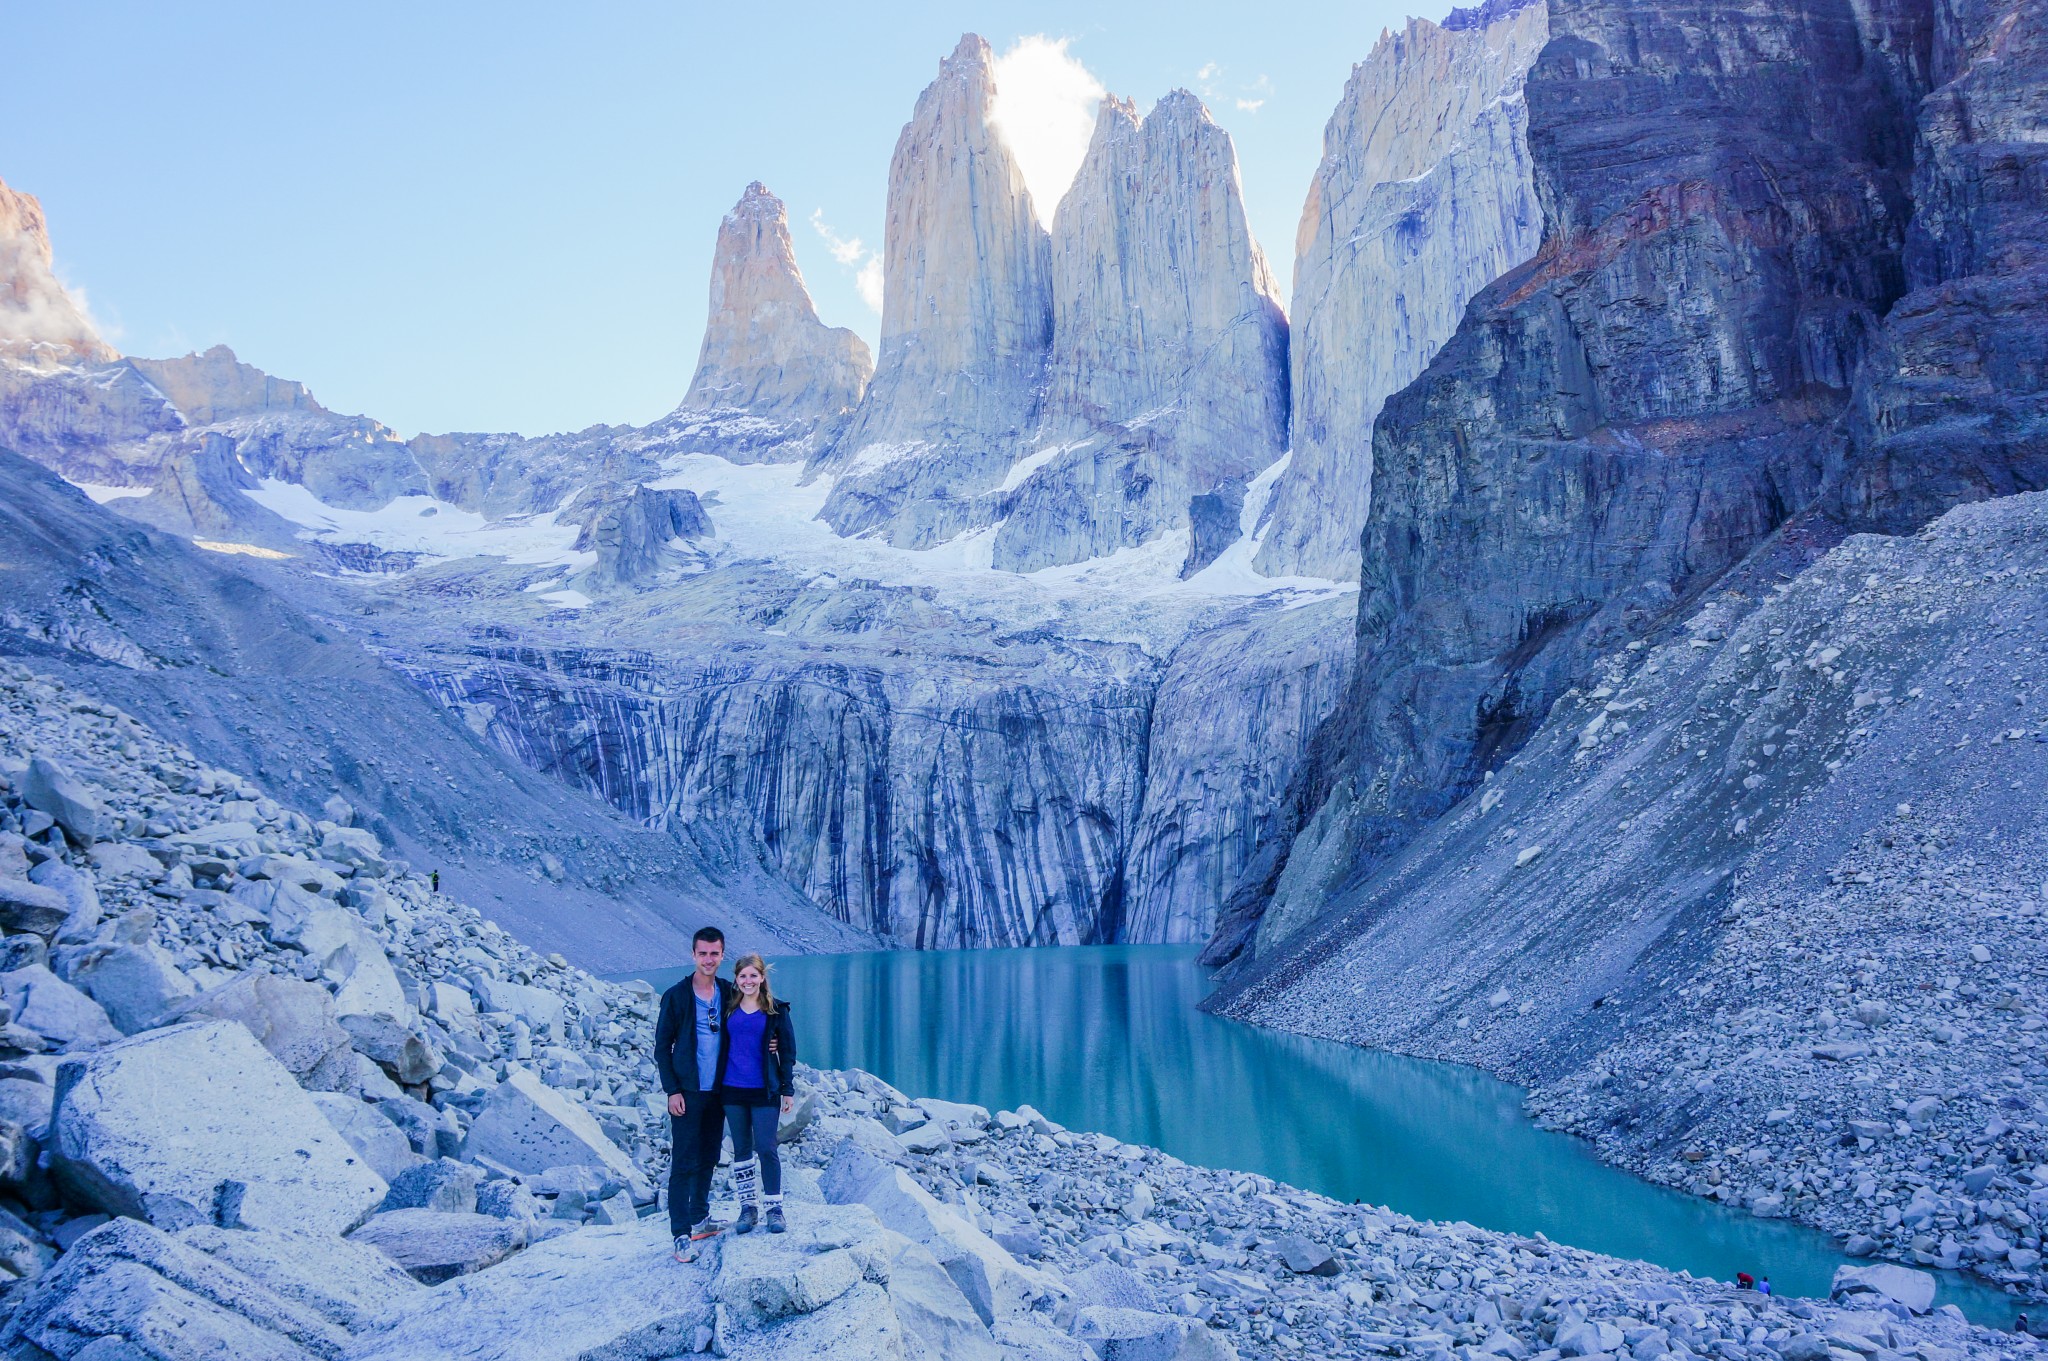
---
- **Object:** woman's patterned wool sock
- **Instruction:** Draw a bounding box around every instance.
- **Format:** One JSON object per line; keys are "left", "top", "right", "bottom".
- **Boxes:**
{"left": 731, "top": 1157, "right": 761, "bottom": 1207}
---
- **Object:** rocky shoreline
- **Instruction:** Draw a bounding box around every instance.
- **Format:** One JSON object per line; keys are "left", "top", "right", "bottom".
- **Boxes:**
{"left": 0, "top": 658, "right": 2039, "bottom": 1358}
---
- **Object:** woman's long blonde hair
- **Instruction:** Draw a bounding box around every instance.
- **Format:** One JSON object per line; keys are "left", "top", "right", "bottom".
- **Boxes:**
{"left": 725, "top": 953, "right": 778, "bottom": 1015}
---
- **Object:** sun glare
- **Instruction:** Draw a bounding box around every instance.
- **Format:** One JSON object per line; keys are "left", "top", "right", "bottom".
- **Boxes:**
{"left": 989, "top": 36, "right": 1108, "bottom": 225}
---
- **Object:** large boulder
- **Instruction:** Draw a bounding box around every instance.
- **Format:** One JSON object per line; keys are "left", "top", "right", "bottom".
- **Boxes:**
{"left": 61, "top": 940, "right": 197, "bottom": 1033}
{"left": 265, "top": 893, "right": 407, "bottom": 1020}
{"left": 820, "top": 1144, "right": 1052, "bottom": 1326}
{"left": 310, "top": 1092, "right": 423, "bottom": 1183}
{"left": 0, "top": 877, "right": 69, "bottom": 937}
{"left": 0, "top": 1217, "right": 350, "bottom": 1360}
{"left": 1831, "top": 1262, "right": 1937, "bottom": 1314}
{"left": 168, "top": 972, "right": 355, "bottom": 1090}
{"left": 32, "top": 860, "right": 103, "bottom": 943}
{"left": 178, "top": 1223, "right": 422, "bottom": 1333}
{"left": 345, "top": 1222, "right": 714, "bottom": 1361}
{"left": 22, "top": 757, "right": 109, "bottom": 843}
{"left": 459, "top": 1066, "right": 635, "bottom": 1181}
{"left": 338, "top": 1012, "right": 439, "bottom": 1085}
{"left": 1074, "top": 1307, "right": 1238, "bottom": 1360}
{"left": 45, "top": 1019, "right": 388, "bottom": 1234}
{"left": 2, "top": 964, "right": 120, "bottom": 1050}
{"left": 345, "top": 1209, "right": 525, "bottom": 1285}
{"left": 473, "top": 978, "right": 565, "bottom": 1039}
{"left": 379, "top": 1158, "right": 478, "bottom": 1213}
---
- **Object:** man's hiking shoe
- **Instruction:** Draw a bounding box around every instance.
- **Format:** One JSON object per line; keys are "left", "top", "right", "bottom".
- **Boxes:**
{"left": 735, "top": 1204, "right": 759, "bottom": 1235}
{"left": 688, "top": 1217, "right": 723, "bottom": 1241}
{"left": 672, "top": 1235, "right": 698, "bottom": 1264}
{"left": 765, "top": 1206, "right": 786, "bottom": 1234}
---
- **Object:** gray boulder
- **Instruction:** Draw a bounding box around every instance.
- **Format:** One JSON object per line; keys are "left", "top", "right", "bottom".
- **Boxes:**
{"left": 1274, "top": 1233, "right": 1340, "bottom": 1276}
{"left": 168, "top": 972, "right": 355, "bottom": 1090}
{"left": 883, "top": 1230, "right": 1003, "bottom": 1361}
{"left": 375, "top": 1094, "right": 441, "bottom": 1157}
{"left": 62, "top": 940, "right": 197, "bottom": 1033}
{"left": 1831, "top": 1262, "right": 1937, "bottom": 1314}
{"left": 0, "top": 1217, "right": 349, "bottom": 1360}
{"left": 460, "top": 1066, "right": 636, "bottom": 1180}
{"left": 310, "top": 1091, "right": 422, "bottom": 1183}
{"left": 380, "top": 1157, "right": 479, "bottom": 1213}
{"left": 475, "top": 1178, "right": 545, "bottom": 1222}
{"left": 45, "top": 1019, "right": 387, "bottom": 1234}
{"left": 474, "top": 978, "right": 565, "bottom": 1039}
{"left": 337, "top": 1012, "right": 439, "bottom": 1085}
{"left": 0, "top": 877, "right": 68, "bottom": 937}
{"left": 344, "top": 1222, "right": 714, "bottom": 1361}
{"left": 1074, "top": 1307, "right": 1237, "bottom": 1360}
{"left": 32, "top": 859, "right": 103, "bottom": 943}
{"left": 178, "top": 1223, "right": 422, "bottom": 1333}
{"left": 22, "top": 757, "right": 108, "bottom": 843}
{"left": 345, "top": 1208, "right": 525, "bottom": 1284}
{"left": 820, "top": 1144, "right": 1051, "bottom": 1326}
{"left": 2, "top": 964, "right": 120, "bottom": 1050}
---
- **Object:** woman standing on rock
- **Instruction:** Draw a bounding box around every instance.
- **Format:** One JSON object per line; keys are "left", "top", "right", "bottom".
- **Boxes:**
{"left": 717, "top": 953, "right": 797, "bottom": 1234}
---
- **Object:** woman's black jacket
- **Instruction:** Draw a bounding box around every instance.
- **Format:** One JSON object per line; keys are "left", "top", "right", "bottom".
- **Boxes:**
{"left": 652, "top": 976, "right": 737, "bottom": 1095}
{"left": 713, "top": 1001, "right": 797, "bottom": 1099}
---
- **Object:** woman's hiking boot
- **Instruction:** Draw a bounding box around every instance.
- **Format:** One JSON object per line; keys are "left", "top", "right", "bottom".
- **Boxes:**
{"left": 735, "top": 1204, "right": 759, "bottom": 1235}
{"left": 765, "top": 1205, "right": 787, "bottom": 1234}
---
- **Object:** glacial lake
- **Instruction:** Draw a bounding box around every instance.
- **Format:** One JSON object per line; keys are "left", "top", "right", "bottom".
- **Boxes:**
{"left": 623, "top": 945, "right": 2022, "bottom": 1326}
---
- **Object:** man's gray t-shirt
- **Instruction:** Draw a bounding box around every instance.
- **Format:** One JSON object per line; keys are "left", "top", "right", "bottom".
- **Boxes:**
{"left": 694, "top": 987, "right": 721, "bottom": 1091}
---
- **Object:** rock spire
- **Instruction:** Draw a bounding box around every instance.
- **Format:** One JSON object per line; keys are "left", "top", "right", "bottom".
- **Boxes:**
{"left": 0, "top": 177, "right": 117, "bottom": 369}
{"left": 813, "top": 34, "right": 1054, "bottom": 547}
{"left": 681, "top": 182, "right": 871, "bottom": 433}
{"left": 1253, "top": 0, "right": 1547, "bottom": 581}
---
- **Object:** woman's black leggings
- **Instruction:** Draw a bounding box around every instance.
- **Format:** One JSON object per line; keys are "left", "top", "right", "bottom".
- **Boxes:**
{"left": 724, "top": 1101, "right": 782, "bottom": 1196}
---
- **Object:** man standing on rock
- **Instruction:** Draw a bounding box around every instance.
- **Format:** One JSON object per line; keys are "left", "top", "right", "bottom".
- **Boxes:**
{"left": 654, "top": 926, "right": 734, "bottom": 1261}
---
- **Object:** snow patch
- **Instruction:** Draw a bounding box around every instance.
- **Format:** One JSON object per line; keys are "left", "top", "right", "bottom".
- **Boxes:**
{"left": 68, "top": 482, "right": 153, "bottom": 504}
{"left": 244, "top": 480, "right": 592, "bottom": 570}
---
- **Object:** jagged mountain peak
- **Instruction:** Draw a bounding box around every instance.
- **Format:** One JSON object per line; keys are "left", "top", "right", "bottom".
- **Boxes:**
{"left": 0, "top": 175, "right": 117, "bottom": 370}
{"left": 679, "top": 180, "right": 872, "bottom": 437}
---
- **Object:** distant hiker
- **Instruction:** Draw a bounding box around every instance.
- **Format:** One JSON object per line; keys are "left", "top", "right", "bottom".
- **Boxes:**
{"left": 654, "top": 927, "right": 734, "bottom": 1262}
{"left": 1757, "top": 1277, "right": 1770, "bottom": 1296}
{"left": 1736, "top": 1271, "right": 1755, "bottom": 1290}
{"left": 718, "top": 953, "right": 798, "bottom": 1235}
{"left": 430, "top": 870, "right": 440, "bottom": 892}
{"left": 2017, "top": 1313, "right": 2030, "bottom": 1336}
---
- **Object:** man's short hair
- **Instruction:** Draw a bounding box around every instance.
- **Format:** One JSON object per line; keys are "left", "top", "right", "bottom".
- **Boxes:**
{"left": 692, "top": 926, "right": 726, "bottom": 948}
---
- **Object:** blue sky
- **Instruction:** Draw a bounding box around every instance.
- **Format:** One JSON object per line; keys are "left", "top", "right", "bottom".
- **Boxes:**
{"left": 4, "top": 2, "right": 1433, "bottom": 437}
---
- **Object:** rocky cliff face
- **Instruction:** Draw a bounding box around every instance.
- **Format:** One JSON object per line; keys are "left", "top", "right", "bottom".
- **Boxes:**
{"left": 127, "top": 344, "right": 326, "bottom": 425}
{"left": 677, "top": 182, "right": 872, "bottom": 461}
{"left": 401, "top": 595, "right": 1348, "bottom": 951}
{"left": 813, "top": 35, "right": 1052, "bottom": 548}
{"left": 1220, "top": 0, "right": 1939, "bottom": 965}
{"left": 0, "top": 177, "right": 115, "bottom": 370}
{"left": 988, "top": 92, "right": 1289, "bottom": 574}
{"left": 1254, "top": 0, "right": 1548, "bottom": 582}
{"left": 1826, "top": 0, "right": 2048, "bottom": 533}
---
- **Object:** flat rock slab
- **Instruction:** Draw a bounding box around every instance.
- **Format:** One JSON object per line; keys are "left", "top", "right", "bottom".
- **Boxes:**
{"left": 345, "top": 1221, "right": 713, "bottom": 1361}
{"left": 46, "top": 1019, "right": 387, "bottom": 1235}
{"left": 178, "top": 1224, "right": 423, "bottom": 1334}
{"left": 0, "top": 1217, "right": 351, "bottom": 1361}
{"left": 1832, "top": 1262, "right": 1937, "bottom": 1314}
{"left": 346, "top": 1209, "right": 524, "bottom": 1285}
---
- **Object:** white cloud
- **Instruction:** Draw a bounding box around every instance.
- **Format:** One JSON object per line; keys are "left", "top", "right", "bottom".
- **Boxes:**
{"left": 855, "top": 257, "right": 883, "bottom": 314}
{"left": 989, "top": 35, "right": 1107, "bottom": 224}
{"left": 811, "top": 210, "right": 884, "bottom": 316}
{"left": 1196, "top": 61, "right": 1220, "bottom": 81}
{"left": 1235, "top": 98, "right": 1265, "bottom": 113}
{"left": 809, "top": 210, "right": 866, "bottom": 266}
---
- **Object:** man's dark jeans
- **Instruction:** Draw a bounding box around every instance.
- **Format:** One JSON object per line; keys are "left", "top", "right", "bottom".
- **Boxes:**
{"left": 667, "top": 1093, "right": 724, "bottom": 1236}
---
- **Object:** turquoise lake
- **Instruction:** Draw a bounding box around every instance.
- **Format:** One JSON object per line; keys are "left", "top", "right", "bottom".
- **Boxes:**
{"left": 624, "top": 944, "right": 2022, "bottom": 1326}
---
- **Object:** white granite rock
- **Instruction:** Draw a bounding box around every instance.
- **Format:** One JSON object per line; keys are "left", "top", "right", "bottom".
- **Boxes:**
{"left": 459, "top": 1066, "right": 636, "bottom": 1181}
{"left": 45, "top": 1019, "right": 388, "bottom": 1234}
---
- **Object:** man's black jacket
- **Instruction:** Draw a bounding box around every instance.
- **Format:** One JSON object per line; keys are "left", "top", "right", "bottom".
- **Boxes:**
{"left": 653, "top": 975, "right": 737, "bottom": 1095}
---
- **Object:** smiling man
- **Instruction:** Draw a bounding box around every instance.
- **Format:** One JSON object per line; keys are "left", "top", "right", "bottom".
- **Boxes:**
{"left": 652, "top": 925, "right": 736, "bottom": 1261}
